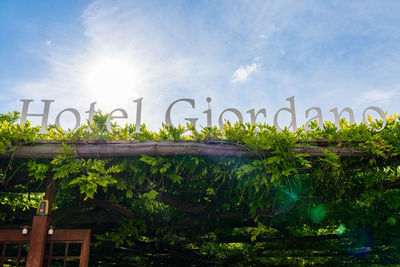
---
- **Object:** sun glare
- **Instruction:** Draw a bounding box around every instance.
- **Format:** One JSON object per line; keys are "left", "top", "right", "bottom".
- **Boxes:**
{"left": 83, "top": 54, "right": 142, "bottom": 105}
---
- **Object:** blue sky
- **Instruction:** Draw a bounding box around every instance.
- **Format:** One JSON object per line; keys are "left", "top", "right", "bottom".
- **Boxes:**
{"left": 1, "top": 0, "right": 400, "bottom": 131}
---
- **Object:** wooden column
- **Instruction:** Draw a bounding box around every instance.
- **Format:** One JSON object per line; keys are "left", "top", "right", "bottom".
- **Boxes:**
{"left": 80, "top": 230, "right": 91, "bottom": 267}
{"left": 44, "top": 175, "right": 55, "bottom": 214}
{"left": 26, "top": 216, "right": 49, "bottom": 267}
{"left": 27, "top": 174, "right": 54, "bottom": 267}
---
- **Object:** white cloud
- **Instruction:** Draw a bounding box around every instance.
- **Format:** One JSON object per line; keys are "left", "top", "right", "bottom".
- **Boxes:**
{"left": 359, "top": 89, "right": 400, "bottom": 105}
{"left": 231, "top": 63, "right": 259, "bottom": 83}
{"left": 46, "top": 40, "right": 52, "bottom": 47}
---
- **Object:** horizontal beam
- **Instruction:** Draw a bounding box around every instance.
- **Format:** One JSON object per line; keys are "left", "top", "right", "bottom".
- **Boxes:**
{"left": 46, "top": 229, "right": 91, "bottom": 242}
{"left": 1, "top": 140, "right": 369, "bottom": 159}
{"left": 0, "top": 229, "right": 30, "bottom": 242}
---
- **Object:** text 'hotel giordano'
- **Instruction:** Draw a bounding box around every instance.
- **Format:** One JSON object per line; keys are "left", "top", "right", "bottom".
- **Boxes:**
{"left": 20, "top": 97, "right": 387, "bottom": 134}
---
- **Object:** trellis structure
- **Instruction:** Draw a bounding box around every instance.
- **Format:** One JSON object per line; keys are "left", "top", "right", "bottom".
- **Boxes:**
{"left": 0, "top": 175, "right": 91, "bottom": 267}
{"left": 1, "top": 136, "right": 399, "bottom": 265}
{"left": 0, "top": 228, "right": 90, "bottom": 266}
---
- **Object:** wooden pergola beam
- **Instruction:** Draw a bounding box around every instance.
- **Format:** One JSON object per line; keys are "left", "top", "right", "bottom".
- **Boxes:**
{"left": 0, "top": 140, "right": 369, "bottom": 158}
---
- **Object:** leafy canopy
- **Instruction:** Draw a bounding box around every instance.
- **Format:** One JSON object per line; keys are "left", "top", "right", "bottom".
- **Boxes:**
{"left": 1, "top": 111, "right": 400, "bottom": 265}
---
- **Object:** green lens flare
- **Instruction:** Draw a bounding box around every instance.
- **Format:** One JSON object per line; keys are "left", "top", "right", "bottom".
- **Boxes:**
{"left": 336, "top": 224, "right": 346, "bottom": 235}
{"left": 311, "top": 205, "right": 326, "bottom": 223}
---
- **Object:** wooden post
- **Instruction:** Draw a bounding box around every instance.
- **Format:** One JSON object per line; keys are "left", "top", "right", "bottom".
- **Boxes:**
{"left": 26, "top": 216, "right": 49, "bottom": 267}
{"left": 44, "top": 174, "right": 55, "bottom": 214}
{"left": 27, "top": 174, "right": 54, "bottom": 267}
{"left": 80, "top": 230, "right": 91, "bottom": 267}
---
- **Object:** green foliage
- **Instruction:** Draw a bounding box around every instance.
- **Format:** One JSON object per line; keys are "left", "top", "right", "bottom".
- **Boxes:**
{"left": 27, "top": 160, "right": 49, "bottom": 181}
{"left": 0, "top": 192, "right": 44, "bottom": 213}
{"left": 51, "top": 148, "right": 121, "bottom": 200}
{"left": 383, "top": 189, "right": 400, "bottom": 209}
{"left": 1, "top": 111, "right": 400, "bottom": 265}
{"left": 0, "top": 111, "right": 39, "bottom": 154}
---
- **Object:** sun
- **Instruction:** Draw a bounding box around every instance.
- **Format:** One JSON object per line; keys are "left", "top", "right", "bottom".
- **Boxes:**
{"left": 82, "top": 53, "right": 143, "bottom": 105}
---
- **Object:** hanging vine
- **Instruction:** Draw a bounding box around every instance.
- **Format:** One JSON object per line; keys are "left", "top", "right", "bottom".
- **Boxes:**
{"left": 1, "top": 111, "right": 400, "bottom": 265}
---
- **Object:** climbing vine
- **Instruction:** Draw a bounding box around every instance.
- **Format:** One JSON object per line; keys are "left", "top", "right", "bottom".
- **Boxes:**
{"left": 1, "top": 111, "right": 400, "bottom": 265}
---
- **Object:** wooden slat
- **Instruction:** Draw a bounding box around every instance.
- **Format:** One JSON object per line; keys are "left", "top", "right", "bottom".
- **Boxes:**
{"left": 0, "top": 140, "right": 369, "bottom": 158}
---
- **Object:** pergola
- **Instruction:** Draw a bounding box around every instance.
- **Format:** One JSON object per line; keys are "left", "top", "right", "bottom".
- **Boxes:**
{"left": 0, "top": 139, "right": 395, "bottom": 266}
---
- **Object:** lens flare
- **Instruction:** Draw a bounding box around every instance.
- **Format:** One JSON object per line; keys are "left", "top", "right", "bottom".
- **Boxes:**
{"left": 341, "top": 227, "right": 373, "bottom": 258}
{"left": 311, "top": 204, "right": 326, "bottom": 223}
{"left": 336, "top": 224, "right": 346, "bottom": 235}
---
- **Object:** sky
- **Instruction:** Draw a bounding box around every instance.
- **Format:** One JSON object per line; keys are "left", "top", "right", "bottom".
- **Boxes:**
{"left": 1, "top": 0, "right": 400, "bottom": 131}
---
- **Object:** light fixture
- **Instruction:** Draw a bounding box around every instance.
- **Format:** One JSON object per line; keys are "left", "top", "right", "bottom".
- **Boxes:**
{"left": 21, "top": 225, "right": 30, "bottom": 235}
{"left": 48, "top": 225, "right": 55, "bottom": 235}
